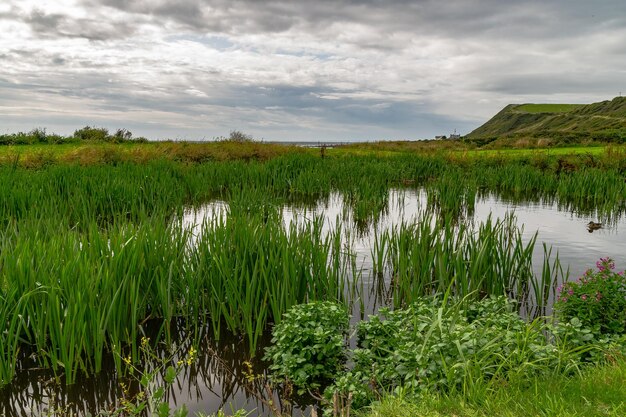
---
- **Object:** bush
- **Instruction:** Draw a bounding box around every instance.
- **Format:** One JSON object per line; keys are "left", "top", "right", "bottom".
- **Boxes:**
{"left": 228, "top": 130, "right": 254, "bottom": 142}
{"left": 349, "top": 297, "right": 558, "bottom": 393}
{"left": 73, "top": 126, "right": 110, "bottom": 142}
{"left": 113, "top": 128, "right": 133, "bottom": 142}
{"left": 323, "top": 295, "right": 618, "bottom": 412}
{"left": 556, "top": 257, "right": 626, "bottom": 335}
{"left": 264, "top": 301, "right": 349, "bottom": 394}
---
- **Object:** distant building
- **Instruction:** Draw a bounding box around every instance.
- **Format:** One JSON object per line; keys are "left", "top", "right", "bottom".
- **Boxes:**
{"left": 449, "top": 129, "right": 461, "bottom": 140}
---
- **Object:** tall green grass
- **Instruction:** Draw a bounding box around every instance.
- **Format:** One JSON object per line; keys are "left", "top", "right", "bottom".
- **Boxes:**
{"left": 1, "top": 151, "right": 625, "bottom": 388}
{"left": 371, "top": 211, "right": 564, "bottom": 313}
{"left": 0, "top": 205, "right": 356, "bottom": 385}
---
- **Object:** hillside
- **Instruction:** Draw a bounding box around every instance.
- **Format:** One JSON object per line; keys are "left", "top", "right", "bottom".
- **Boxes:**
{"left": 466, "top": 96, "right": 626, "bottom": 144}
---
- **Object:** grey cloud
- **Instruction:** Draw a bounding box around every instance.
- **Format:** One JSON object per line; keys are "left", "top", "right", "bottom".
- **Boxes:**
{"left": 482, "top": 72, "right": 623, "bottom": 96}
{"left": 87, "top": 0, "right": 626, "bottom": 44}
{"left": 23, "top": 9, "right": 137, "bottom": 40}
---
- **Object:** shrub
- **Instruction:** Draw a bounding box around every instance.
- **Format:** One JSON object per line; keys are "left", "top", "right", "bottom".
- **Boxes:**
{"left": 556, "top": 257, "right": 626, "bottom": 335}
{"left": 228, "top": 130, "right": 254, "bottom": 142}
{"left": 264, "top": 301, "right": 349, "bottom": 394}
{"left": 113, "top": 128, "right": 133, "bottom": 142}
{"left": 73, "top": 126, "right": 110, "bottom": 142}
{"left": 324, "top": 295, "right": 614, "bottom": 411}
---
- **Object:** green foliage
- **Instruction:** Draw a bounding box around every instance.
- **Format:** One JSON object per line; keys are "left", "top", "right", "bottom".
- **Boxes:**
{"left": 324, "top": 295, "right": 618, "bottom": 412}
{"left": 73, "top": 126, "right": 111, "bottom": 141}
{"left": 227, "top": 130, "right": 254, "bottom": 142}
{"left": 0, "top": 128, "right": 73, "bottom": 145}
{"left": 556, "top": 258, "right": 626, "bottom": 335}
{"left": 517, "top": 103, "right": 583, "bottom": 113}
{"left": 350, "top": 297, "right": 546, "bottom": 393}
{"left": 72, "top": 126, "right": 140, "bottom": 143}
{"left": 265, "top": 301, "right": 349, "bottom": 394}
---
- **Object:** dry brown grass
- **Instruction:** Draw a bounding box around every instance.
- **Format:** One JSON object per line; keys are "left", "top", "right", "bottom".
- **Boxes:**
{"left": 0, "top": 141, "right": 305, "bottom": 167}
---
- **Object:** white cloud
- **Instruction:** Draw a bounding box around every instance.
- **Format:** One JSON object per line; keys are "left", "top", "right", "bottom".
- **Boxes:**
{"left": 0, "top": 0, "right": 625, "bottom": 141}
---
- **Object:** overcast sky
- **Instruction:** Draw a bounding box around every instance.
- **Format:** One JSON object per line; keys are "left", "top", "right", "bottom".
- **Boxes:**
{"left": 1, "top": 1, "right": 625, "bottom": 141}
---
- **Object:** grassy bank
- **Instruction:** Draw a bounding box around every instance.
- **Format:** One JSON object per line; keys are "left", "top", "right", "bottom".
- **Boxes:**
{"left": 361, "top": 358, "right": 626, "bottom": 417}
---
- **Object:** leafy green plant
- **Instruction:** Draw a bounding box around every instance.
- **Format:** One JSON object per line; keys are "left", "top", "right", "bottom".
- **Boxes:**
{"left": 323, "top": 295, "right": 610, "bottom": 413}
{"left": 556, "top": 257, "right": 626, "bottom": 335}
{"left": 265, "top": 301, "right": 349, "bottom": 394}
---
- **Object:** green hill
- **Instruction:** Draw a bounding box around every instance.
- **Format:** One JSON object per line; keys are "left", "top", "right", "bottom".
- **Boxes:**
{"left": 466, "top": 96, "right": 626, "bottom": 145}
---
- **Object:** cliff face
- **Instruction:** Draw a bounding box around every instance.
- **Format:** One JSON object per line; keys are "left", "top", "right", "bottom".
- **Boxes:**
{"left": 466, "top": 97, "right": 626, "bottom": 140}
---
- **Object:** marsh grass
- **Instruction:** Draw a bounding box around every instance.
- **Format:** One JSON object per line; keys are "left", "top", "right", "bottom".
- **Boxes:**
{"left": 1, "top": 149, "right": 625, "bottom": 390}
{"left": 371, "top": 211, "right": 563, "bottom": 313}
{"left": 0, "top": 202, "right": 357, "bottom": 386}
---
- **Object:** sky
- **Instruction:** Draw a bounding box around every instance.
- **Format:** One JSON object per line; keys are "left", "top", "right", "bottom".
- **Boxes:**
{"left": 0, "top": 1, "right": 625, "bottom": 142}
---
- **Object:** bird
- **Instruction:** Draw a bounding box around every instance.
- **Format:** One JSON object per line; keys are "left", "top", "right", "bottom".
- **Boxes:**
{"left": 587, "top": 221, "right": 602, "bottom": 232}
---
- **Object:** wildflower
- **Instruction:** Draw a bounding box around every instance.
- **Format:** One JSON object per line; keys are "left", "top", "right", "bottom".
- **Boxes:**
{"left": 581, "top": 294, "right": 588, "bottom": 301}
{"left": 120, "top": 381, "right": 130, "bottom": 395}
{"left": 243, "top": 360, "right": 256, "bottom": 382}
{"left": 141, "top": 336, "right": 150, "bottom": 348}
{"left": 567, "top": 288, "right": 574, "bottom": 296}
{"left": 123, "top": 355, "right": 132, "bottom": 366}
{"left": 597, "top": 257, "right": 615, "bottom": 272}
{"left": 186, "top": 346, "right": 197, "bottom": 366}
{"left": 596, "top": 292, "right": 603, "bottom": 301}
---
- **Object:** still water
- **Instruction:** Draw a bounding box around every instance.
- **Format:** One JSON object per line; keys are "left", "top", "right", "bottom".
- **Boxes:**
{"left": 3, "top": 190, "right": 625, "bottom": 416}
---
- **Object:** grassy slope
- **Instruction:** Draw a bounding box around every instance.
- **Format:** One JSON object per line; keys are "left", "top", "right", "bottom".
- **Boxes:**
{"left": 466, "top": 97, "right": 626, "bottom": 139}
{"left": 517, "top": 103, "right": 584, "bottom": 113}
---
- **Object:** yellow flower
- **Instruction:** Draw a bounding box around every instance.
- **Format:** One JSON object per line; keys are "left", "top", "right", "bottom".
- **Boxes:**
{"left": 242, "top": 360, "right": 256, "bottom": 382}
{"left": 185, "top": 346, "right": 197, "bottom": 366}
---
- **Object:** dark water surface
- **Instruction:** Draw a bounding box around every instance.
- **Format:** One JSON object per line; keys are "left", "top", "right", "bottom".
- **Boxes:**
{"left": 3, "top": 190, "right": 625, "bottom": 416}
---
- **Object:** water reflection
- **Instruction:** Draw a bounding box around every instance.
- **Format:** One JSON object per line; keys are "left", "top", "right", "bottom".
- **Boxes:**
{"left": 1, "top": 319, "right": 277, "bottom": 417}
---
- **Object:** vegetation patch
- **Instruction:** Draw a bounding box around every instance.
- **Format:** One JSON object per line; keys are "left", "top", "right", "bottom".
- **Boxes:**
{"left": 265, "top": 292, "right": 626, "bottom": 416}
{"left": 516, "top": 103, "right": 583, "bottom": 113}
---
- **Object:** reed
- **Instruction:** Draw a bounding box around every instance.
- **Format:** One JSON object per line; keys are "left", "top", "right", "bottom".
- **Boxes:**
{"left": 0, "top": 202, "right": 356, "bottom": 385}
{"left": 371, "top": 211, "right": 566, "bottom": 313}
{"left": 1, "top": 150, "right": 624, "bottom": 389}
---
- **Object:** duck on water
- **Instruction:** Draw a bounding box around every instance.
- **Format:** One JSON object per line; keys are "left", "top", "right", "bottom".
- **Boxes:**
{"left": 587, "top": 221, "right": 602, "bottom": 232}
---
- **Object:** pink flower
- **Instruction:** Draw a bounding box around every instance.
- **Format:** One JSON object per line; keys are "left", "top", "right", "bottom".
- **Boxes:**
{"left": 581, "top": 294, "right": 588, "bottom": 301}
{"left": 597, "top": 257, "right": 615, "bottom": 272}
